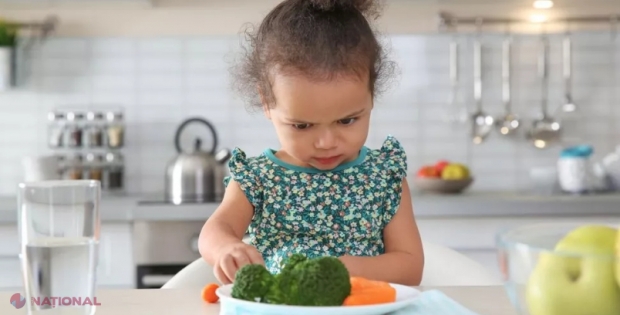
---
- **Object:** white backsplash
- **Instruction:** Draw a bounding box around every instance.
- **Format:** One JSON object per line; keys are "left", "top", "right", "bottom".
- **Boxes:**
{"left": 0, "top": 31, "right": 618, "bottom": 195}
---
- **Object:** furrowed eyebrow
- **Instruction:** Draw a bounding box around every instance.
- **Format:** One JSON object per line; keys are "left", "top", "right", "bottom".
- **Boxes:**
{"left": 341, "top": 108, "right": 365, "bottom": 118}
{"left": 286, "top": 108, "right": 365, "bottom": 124}
{"left": 287, "top": 118, "right": 313, "bottom": 124}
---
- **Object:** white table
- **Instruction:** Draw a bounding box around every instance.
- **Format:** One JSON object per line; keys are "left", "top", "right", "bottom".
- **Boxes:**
{"left": 0, "top": 286, "right": 517, "bottom": 314}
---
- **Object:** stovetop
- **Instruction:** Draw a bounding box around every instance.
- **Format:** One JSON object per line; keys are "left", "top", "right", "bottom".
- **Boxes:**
{"left": 137, "top": 193, "right": 220, "bottom": 205}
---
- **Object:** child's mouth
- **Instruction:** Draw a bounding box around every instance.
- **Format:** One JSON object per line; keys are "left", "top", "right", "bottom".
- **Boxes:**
{"left": 314, "top": 155, "right": 341, "bottom": 165}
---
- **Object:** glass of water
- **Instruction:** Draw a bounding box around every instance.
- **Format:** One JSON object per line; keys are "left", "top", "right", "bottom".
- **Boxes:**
{"left": 17, "top": 180, "right": 100, "bottom": 315}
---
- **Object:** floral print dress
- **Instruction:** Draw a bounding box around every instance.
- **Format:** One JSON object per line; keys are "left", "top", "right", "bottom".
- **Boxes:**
{"left": 223, "top": 135, "right": 408, "bottom": 274}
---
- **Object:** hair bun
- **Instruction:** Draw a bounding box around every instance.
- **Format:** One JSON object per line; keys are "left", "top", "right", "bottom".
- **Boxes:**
{"left": 308, "top": 0, "right": 382, "bottom": 18}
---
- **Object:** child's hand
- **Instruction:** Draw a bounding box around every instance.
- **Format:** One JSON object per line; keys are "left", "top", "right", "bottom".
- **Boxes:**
{"left": 214, "top": 242, "right": 265, "bottom": 284}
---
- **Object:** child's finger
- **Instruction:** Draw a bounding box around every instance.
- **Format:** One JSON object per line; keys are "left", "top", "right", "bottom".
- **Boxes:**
{"left": 214, "top": 265, "right": 231, "bottom": 285}
{"left": 220, "top": 255, "right": 238, "bottom": 283}
{"left": 247, "top": 248, "right": 265, "bottom": 265}
{"left": 231, "top": 250, "right": 250, "bottom": 269}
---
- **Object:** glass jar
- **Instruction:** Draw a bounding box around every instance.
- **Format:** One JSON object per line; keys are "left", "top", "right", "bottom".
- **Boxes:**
{"left": 103, "top": 152, "right": 124, "bottom": 190}
{"left": 85, "top": 153, "right": 103, "bottom": 182}
{"left": 84, "top": 112, "right": 104, "bottom": 148}
{"left": 65, "top": 154, "right": 84, "bottom": 180}
{"left": 105, "top": 111, "right": 124, "bottom": 149}
{"left": 557, "top": 145, "right": 594, "bottom": 194}
{"left": 47, "top": 112, "right": 66, "bottom": 148}
{"left": 65, "top": 111, "right": 84, "bottom": 148}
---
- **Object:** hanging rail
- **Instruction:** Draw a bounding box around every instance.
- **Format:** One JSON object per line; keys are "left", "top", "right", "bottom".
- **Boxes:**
{"left": 5, "top": 15, "right": 59, "bottom": 39}
{"left": 438, "top": 11, "right": 620, "bottom": 30}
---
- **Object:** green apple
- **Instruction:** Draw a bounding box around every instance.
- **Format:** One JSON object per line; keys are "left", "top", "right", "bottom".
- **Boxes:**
{"left": 617, "top": 229, "right": 620, "bottom": 289}
{"left": 526, "top": 225, "right": 620, "bottom": 315}
{"left": 441, "top": 163, "right": 470, "bottom": 180}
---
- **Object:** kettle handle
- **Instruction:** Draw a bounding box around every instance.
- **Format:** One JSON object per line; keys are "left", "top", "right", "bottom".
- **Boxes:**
{"left": 174, "top": 117, "right": 219, "bottom": 154}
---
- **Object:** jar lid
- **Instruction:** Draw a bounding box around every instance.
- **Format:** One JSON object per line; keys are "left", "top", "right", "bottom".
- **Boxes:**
{"left": 66, "top": 112, "right": 85, "bottom": 121}
{"left": 47, "top": 112, "right": 65, "bottom": 121}
{"left": 106, "top": 112, "right": 123, "bottom": 122}
{"left": 85, "top": 153, "right": 103, "bottom": 162}
{"left": 86, "top": 112, "right": 104, "bottom": 121}
{"left": 105, "top": 152, "right": 124, "bottom": 163}
{"left": 561, "top": 145, "right": 593, "bottom": 158}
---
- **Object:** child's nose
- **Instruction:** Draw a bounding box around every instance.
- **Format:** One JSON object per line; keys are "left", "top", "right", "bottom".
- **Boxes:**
{"left": 315, "top": 130, "right": 338, "bottom": 149}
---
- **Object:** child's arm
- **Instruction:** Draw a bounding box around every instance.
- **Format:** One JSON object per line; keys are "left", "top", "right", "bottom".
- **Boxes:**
{"left": 198, "top": 180, "right": 264, "bottom": 283}
{"left": 338, "top": 178, "right": 424, "bottom": 286}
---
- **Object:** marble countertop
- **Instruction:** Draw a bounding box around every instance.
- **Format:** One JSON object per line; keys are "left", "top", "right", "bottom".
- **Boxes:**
{"left": 0, "top": 191, "right": 619, "bottom": 224}
{"left": 0, "top": 286, "right": 518, "bottom": 315}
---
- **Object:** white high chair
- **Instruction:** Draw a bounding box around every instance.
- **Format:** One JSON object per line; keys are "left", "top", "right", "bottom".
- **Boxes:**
{"left": 161, "top": 239, "right": 501, "bottom": 289}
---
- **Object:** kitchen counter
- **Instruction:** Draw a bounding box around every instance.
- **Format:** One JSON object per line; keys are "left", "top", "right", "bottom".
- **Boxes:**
{"left": 410, "top": 191, "right": 620, "bottom": 218}
{"left": 0, "top": 286, "right": 517, "bottom": 315}
{"left": 0, "top": 194, "right": 220, "bottom": 223}
{"left": 0, "top": 191, "right": 619, "bottom": 224}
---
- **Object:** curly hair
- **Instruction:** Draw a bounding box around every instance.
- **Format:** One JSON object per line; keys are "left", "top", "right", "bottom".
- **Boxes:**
{"left": 230, "top": 0, "right": 397, "bottom": 112}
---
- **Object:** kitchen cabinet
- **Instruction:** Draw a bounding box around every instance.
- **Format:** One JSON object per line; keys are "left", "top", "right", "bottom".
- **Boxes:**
{"left": 97, "top": 223, "right": 135, "bottom": 288}
{"left": 0, "top": 223, "right": 135, "bottom": 291}
{"left": 0, "top": 224, "right": 21, "bottom": 292}
{"left": 0, "top": 256, "right": 22, "bottom": 292}
{"left": 0, "top": 190, "right": 618, "bottom": 290}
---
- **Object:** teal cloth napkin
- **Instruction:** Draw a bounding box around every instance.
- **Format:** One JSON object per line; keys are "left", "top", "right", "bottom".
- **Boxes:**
{"left": 390, "top": 289, "right": 480, "bottom": 315}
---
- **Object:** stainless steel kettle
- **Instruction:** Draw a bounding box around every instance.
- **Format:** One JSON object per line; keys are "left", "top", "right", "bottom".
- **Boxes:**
{"left": 165, "top": 117, "right": 231, "bottom": 204}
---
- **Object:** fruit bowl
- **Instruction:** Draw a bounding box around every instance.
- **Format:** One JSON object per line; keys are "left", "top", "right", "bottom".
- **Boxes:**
{"left": 495, "top": 222, "right": 620, "bottom": 315}
{"left": 413, "top": 177, "right": 473, "bottom": 194}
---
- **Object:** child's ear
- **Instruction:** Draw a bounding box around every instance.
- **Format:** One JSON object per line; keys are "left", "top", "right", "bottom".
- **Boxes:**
{"left": 262, "top": 104, "right": 271, "bottom": 120}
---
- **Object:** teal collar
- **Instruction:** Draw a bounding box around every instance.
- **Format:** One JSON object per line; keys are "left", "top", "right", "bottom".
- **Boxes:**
{"left": 264, "top": 147, "right": 369, "bottom": 174}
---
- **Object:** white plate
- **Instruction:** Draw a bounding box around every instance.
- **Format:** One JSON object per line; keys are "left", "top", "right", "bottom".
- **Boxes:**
{"left": 216, "top": 283, "right": 422, "bottom": 315}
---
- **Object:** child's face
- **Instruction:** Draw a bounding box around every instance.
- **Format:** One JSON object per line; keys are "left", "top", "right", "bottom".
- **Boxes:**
{"left": 264, "top": 72, "right": 372, "bottom": 170}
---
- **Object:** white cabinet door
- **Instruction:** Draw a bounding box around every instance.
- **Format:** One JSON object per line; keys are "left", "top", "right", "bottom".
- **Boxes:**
{"left": 0, "top": 255, "right": 23, "bottom": 291}
{"left": 0, "top": 224, "right": 20, "bottom": 290}
{"left": 97, "top": 223, "right": 134, "bottom": 289}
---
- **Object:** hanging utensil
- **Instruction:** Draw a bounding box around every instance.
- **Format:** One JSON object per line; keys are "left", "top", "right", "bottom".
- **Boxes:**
{"left": 471, "top": 19, "right": 494, "bottom": 144}
{"left": 496, "top": 24, "right": 520, "bottom": 136}
{"left": 527, "top": 29, "right": 562, "bottom": 149}
{"left": 446, "top": 19, "right": 467, "bottom": 125}
{"left": 561, "top": 23, "right": 577, "bottom": 113}
{"left": 447, "top": 31, "right": 459, "bottom": 123}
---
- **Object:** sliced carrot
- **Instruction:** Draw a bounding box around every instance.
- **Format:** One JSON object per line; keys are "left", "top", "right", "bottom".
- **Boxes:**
{"left": 343, "top": 286, "right": 397, "bottom": 306}
{"left": 350, "top": 277, "right": 391, "bottom": 292}
{"left": 201, "top": 283, "right": 220, "bottom": 303}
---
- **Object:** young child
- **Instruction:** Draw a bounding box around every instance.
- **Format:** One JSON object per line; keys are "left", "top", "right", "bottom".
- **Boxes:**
{"left": 199, "top": 0, "right": 424, "bottom": 286}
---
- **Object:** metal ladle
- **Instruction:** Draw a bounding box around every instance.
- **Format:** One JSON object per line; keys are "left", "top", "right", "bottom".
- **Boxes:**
{"left": 447, "top": 23, "right": 467, "bottom": 124}
{"left": 560, "top": 24, "right": 577, "bottom": 113}
{"left": 496, "top": 27, "right": 520, "bottom": 136}
{"left": 527, "top": 31, "right": 561, "bottom": 149}
{"left": 471, "top": 20, "right": 494, "bottom": 144}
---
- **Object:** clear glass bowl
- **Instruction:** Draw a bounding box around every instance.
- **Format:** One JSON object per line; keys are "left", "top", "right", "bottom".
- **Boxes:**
{"left": 495, "top": 222, "right": 620, "bottom": 315}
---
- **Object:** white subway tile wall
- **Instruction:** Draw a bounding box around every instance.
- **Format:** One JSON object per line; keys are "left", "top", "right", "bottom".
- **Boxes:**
{"left": 0, "top": 32, "right": 618, "bottom": 195}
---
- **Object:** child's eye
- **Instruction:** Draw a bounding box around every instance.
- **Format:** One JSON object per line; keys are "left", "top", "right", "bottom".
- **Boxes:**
{"left": 292, "top": 123, "right": 311, "bottom": 130}
{"left": 338, "top": 118, "right": 357, "bottom": 125}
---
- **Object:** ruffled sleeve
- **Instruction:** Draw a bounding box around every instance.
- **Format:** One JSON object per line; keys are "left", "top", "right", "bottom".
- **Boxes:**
{"left": 223, "top": 148, "right": 263, "bottom": 209}
{"left": 379, "top": 135, "right": 408, "bottom": 223}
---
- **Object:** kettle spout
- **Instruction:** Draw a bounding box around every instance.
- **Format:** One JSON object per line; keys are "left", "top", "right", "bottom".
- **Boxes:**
{"left": 215, "top": 149, "right": 232, "bottom": 164}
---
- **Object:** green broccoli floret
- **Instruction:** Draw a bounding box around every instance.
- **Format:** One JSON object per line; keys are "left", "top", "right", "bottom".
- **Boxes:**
{"left": 280, "top": 253, "right": 307, "bottom": 273}
{"left": 288, "top": 256, "right": 351, "bottom": 306}
{"left": 265, "top": 255, "right": 351, "bottom": 306}
{"left": 231, "top": 254, "right": 352, "bottom": 307}
{"left": 231, "top": 264, "right": 275, "bottom": 302}
{"left": 262, "top": 254, "right": 304, "bottom": 305}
